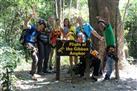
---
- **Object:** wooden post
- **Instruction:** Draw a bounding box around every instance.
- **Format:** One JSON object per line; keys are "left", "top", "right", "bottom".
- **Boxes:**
{"left": 56, "top": 53, "right": 60, "bottom": 80}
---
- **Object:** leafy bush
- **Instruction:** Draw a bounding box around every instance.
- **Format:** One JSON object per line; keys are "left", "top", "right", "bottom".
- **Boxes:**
{"left": 0, "top": 44, "right": 23, "bottom": 91}
{"left": 124, "top": 0, "right": 137, "bottom": 60}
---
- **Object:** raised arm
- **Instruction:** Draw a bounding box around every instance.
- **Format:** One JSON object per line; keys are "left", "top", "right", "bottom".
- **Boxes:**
{"left": 91, "top": 30, "right": 104, "bottom": 41}
{"left": 23, "top": 4, "right": 37, "bottom": 29}
{"left": 23, "top": 14, "right": 33, "bottom": 29}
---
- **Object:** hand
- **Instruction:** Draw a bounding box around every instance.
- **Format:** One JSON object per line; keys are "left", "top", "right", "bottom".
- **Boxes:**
{"left": 33, "top": 47, "right": 38, "bottom": 52}
{"left": 96, "top": 16, "right": 101, "bottom": 20}
{"left": 100, "top": 37, "right": 104, "bottom": 41}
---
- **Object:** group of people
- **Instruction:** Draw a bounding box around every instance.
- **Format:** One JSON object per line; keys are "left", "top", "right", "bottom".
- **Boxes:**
{"left": 20, "top": 7, "right": 118, "bottom": 81}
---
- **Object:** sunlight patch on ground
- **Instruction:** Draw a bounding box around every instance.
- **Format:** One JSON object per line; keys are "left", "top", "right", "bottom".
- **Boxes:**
{"left": 20, "top": 84, "right": 43, "bottom": 90}
{"left": 120, "top": 65, "right": 137, "bottom": 80}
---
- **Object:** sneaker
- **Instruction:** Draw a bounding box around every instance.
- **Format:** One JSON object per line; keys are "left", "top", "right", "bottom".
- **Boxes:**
{"left": 29, "top": 71, "right": 33, "bottom": 75}
{"left": 91, "top": 76, "right": 98, "bottom": 81}
{"left": 104, "top": 75, "right": 110, "bottom": 80}
{"left": 49, "top": 66, "right": 53, "bottom": 70}
{"left": 43, "top": 70, "right": 52, "bottom": 74}
{"left": 37, "top": 72, "right": 46, "bottom": 75}
{"left": 31, "top": 75, "right": 37, "bottom": 81}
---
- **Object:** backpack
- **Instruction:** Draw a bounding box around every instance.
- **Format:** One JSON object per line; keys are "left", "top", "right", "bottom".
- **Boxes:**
{"left": 20, "top": 25, "right": 38, "bottom": 45}
{"left": 19, "top": 29, "right": 30, "bottom": 62}
{"left": 19, "top": 29, "right": 27, "bottom": 45}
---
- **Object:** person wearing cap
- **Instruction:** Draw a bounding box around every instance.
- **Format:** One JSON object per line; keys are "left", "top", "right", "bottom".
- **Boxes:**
{"left": 96, "top": 7, "right": 118, "bottom": 80}
{"left": 22, "top": 14, "right": 46, "bottom": 80}
{"left": 37, "top": 19, "right": 52, "bottom": 74}
{"left": 63, "top": 18, "right": 78, "bottom": 70}
{"left": 75, "top": 16, "right": 103, "bottom": 81}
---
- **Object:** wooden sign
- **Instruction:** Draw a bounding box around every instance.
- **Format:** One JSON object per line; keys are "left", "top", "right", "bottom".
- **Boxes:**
{"left": 56, "top": 40, "right": 90, "bottom": 56}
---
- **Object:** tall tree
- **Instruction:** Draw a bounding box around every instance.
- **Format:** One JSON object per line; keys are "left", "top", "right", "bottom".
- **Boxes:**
{"left": 88, "top": 0, "right": 125, "bottom": 79}
{"left": 55, "top": 0, "right": 63, "bottom": 21}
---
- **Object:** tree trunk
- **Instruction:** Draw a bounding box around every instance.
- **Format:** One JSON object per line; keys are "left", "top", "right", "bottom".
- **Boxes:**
{"left": 55, "top": 0, "right": 60, "bottom": 19}
{"left": 68, "top": 0, "right": 72, "bottom": 18}
{"left": 60, "top": 0, "right": 64, "bottom": 22}
{"left": 55, "top": 0, "right": 63, "bottom": 21}
{"left": 88, "top": 0, "right": 125, "bottom": 79}
{"left": 76, "top": 0, "right": 80, "bottom": 13}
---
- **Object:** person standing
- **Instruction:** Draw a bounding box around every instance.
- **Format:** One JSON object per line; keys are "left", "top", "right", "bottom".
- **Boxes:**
{"left": 22, "top": 14, "right": 46, "bottom": 80}
{"left": 96, "top": 7, "right": 118, "bottom": 80}
{"left": 49, "top": 18, "right": 63, "bottom": 71}
{"left": 63, "top": 18, "right": 78, "bottom": 68}
{"left": 37, "top": 19, "right": 51, "bottom": 74}
{"left": 76, "top": 16, "right": 103, "bottom": 81}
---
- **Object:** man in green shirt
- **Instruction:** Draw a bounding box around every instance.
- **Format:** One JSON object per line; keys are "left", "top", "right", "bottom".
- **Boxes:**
{"left": 103, "top": 24, "right": 115, "bottom": 47}
{"left": 97, "top": 8, "right": 118, "bottom": 80}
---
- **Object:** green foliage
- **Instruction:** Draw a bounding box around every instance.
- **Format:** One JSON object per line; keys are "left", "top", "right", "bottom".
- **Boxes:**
{"left": 1, "top": 69, "right": 14, "bottom": 91}
{"left": 0, "top": 44, "right": 23, "bottom": 91}
{"left": 64, "top": 0, "right": 89, "bottom": 21}
{"left": 0, "top": 0, "right": 55, "bottom": 89}
{"left": 37, "top": 0, "right": 55, "bottom": 19}
{"left": 124, "top": 0, "right": 137, "bottom": 59}
{"left": 0, "top": 0, "right": 89, "bottom": 90}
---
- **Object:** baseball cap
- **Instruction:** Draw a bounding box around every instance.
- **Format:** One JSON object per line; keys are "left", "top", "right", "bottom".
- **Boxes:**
{"left": 38, "top": 19, "right": 46, "bottom": 27}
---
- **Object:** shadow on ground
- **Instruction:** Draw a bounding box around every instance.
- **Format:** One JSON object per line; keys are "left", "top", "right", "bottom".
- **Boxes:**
{"left": 14, "top": 70, "right": 137, "bottom": 91}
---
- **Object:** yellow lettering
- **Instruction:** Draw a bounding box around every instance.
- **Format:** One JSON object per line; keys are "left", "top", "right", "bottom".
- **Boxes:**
{"left": 66, "top": 47, "right": 73, "bottom": 51}
{"left": 82, "top": 43, "right": 86, "bottom": 46}
{"left": 70, "top": 51, "right": 85, "bottom": 56}
{"left": 74, "top": 47, "right": 89, "bottom": 51}
{"left": 69, "top": 42, "right": 81, "bottom": 46}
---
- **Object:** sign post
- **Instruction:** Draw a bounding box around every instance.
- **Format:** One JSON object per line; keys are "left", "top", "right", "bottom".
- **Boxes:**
{"left": 56, "top": 40, "right": 90, "bottom": 80}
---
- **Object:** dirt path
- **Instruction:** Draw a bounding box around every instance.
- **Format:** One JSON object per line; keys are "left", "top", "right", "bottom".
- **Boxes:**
{"left": 15, "top": 63, "right": 137, "bottom": 91}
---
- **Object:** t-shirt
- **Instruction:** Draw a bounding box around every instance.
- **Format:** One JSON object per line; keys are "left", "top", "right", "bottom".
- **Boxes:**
{"left": 68, "top": 26, "right": 76, "bottom": 40}
{"left": 63, "top": 26, "right": 76, "bottom": 40}
{"left": 24, "top": 25, "right": 38, "bottom": 45}
{"left": 76, "top": 23, "right": 94, "bottom": 42}
{"left": 63, "top": 27, "right": 69, "bottom": 35}
{"left": 103, "top": 24, "right": 115, "bottom": 47}
{"left": 37, "top": 31, "right": 50, "bottom": 44}
{"left": 69, "top": 26, "right": 75, "bottom": 33}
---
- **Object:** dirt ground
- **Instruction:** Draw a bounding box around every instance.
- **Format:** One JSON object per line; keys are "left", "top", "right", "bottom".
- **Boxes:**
{"left": 14, "top": 62, "right": 137, "bottom": 91}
